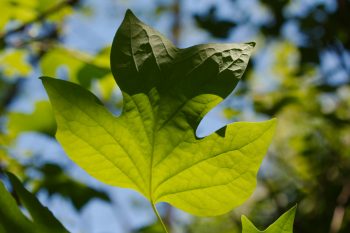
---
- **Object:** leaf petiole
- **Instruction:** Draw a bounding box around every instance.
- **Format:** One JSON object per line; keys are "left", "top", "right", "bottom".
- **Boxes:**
{"left": 151, "top": 202, "right": 169, "bottom": 233}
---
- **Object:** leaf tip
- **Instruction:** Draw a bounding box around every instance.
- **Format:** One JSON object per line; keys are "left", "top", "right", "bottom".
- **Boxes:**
{"left": 241, "top": 215, "right": 248, "bottom": 222}
{"left": 290, "top": 204, "right": 298, "bottom": 214}
{"left": 125, "top": 9, "right": 133, "bottom": 15}
{"left": 124, "top": 9, "right": 138, "bottom": 21}
{"left": 39, "top": 75, "right": 51, "bottom": 83}
{"left": 6, "top": 172, "right": 22, "bottom": 191}
{"left": 246, "top": 41, "right": 256, "bottom": 48}
{"left": 39, "top": 76, "right": 54, "bottom": 90}
{"left": 270, "top": 117, "right": 277, "bottom": 124}
{"left": 261, "top": 118, "right": 277, "bottom": 131}
{"left": 266, "top": 117, "right": 277, "bottom": 128}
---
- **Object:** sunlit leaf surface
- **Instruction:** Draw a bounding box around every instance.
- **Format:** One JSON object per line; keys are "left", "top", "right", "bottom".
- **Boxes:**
{"left": 242, "top": 206, "right": 296, "bottom": 233}
{"left": 42, "top": 10, "right": 276, "bottom": 216}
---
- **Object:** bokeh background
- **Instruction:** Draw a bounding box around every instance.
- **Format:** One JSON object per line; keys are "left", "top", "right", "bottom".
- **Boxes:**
{"left": 1, "top": 0, "right": 350, "bottom": 232}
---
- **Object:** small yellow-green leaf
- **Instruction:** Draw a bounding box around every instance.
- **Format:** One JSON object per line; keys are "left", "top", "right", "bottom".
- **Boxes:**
{"left": 41, "top": 10, "right": 276, "bottom": 216}
{"left": 0, "top": 0, "right": 37, "bottom": 31}
{"left": 0, "top": 49, "right": 31, "bottom": 78}
{"left": 7, "top": 101, "right": 56, "bottom": 138}
{"left": 241, "top": 206, "right": 297, "bottom": 233}
{"left": 40, "top": 47, "right": 110, "bottom": 87}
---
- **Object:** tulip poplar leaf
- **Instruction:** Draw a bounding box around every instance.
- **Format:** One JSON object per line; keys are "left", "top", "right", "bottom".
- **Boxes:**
{"left": 241, "top": 206, "right": 296, "bottom": 233}
{"left": 41, "top": 10, "right": 276, "bottom": 216}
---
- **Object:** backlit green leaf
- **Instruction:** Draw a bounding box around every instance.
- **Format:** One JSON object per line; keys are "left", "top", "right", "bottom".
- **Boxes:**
{"left": 7, "top": 172, "right": 69, "bottom": 233}
{"left": 41, "top": 10, "right": 276, "bottom": 216}
{"left": 0, "top": 176, "right": 35, "bottom": 233}
{"left": 241, "top": 206, "right": 296, "bottom": 233}
{"left": 0, "top": 173, "right": 68, "bottom": 233}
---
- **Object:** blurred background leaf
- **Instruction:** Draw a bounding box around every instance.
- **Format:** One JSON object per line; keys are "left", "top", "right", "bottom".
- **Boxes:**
{"left": 0, "top": 172, "right": 69, "bottom": 233}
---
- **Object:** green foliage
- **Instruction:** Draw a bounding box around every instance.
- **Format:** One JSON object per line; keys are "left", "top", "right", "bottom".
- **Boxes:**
{"left": 0, "top": 172, "right": 68, "bottom": 233}
{"left": 0, "top": 49, "right": 31, "bottom": 78}
{"left": 0, "top": 0, "right": 117, "bottom": 231}
{"left": 194, "top": 1, "right": 350, "bottom": 231}
{"left": 0, "top": 0, "right": 349, "bottom": 231}
{"left": 41, "top": 10, "right": 276, "bottom": 218}
{"left": 0, "top": 1, "right": 36, "bottom": 31}
{"left": 241, "top": 206, "right": 296, "bottom": 233}
{"left": 32, "top": 163, "right": 111, "bottom": 210}
{"left": 0, "top": 0, "right": 74, "bottom": 32}
{"left": 250, "top": 41, "right": 350, "bottom": 231}
{"left": 7, "top": 101, "right": 56, "bottom": 138}
{"left": 40, "top": 47, "right": 110, "bottom": 87}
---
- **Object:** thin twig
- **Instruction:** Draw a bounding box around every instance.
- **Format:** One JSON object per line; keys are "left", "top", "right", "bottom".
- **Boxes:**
{"left": 329, "top": 182, "right": 350, "bottom": 233}
{"left": 171, "top": 0, "right": 181, "bottom": 46}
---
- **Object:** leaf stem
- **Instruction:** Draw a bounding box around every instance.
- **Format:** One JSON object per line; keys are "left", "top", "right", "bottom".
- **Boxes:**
{"left": 151, "top": 202, "right": 169, "bottom": 233}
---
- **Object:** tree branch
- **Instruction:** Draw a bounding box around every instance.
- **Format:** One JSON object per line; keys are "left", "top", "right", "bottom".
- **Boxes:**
{"left": 329, "top": 182, "right": 350, "bottom": 233}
